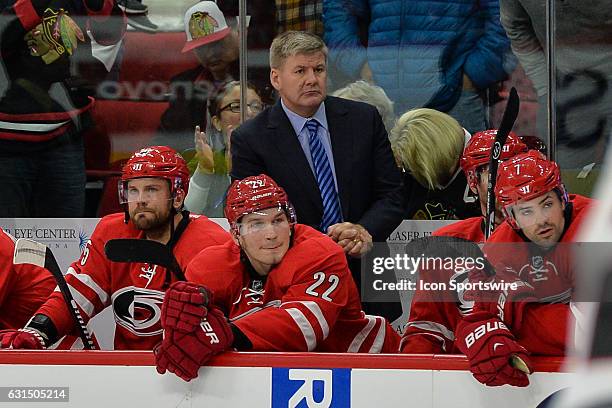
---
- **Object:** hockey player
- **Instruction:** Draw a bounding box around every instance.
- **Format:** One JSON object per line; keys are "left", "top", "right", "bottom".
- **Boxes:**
{"left": 154, "top": 174, "right": 399, "bottom": 382}
{"left": 0, "top": 0, "right": 126, "bottom": 217}
{"left": 455, "top": 150, "right": 593, "bottom": 386}
{"left": 0, "top": 146, "right": 229, "bottom": 350}
{"left": 401, "top": 130, "right": 527, "bottom": 353}
{"left": 0, "top": 229, "right": 55, "bottom": 329}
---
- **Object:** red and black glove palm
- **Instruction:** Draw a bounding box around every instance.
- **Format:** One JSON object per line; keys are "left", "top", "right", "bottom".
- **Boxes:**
{"left": 161, "top": 281, "right": 212, "bottom": 333}
{"left": 456, "top": 311, "right": 532, "bottom": 387}
{"left": 155, "top": 306, "right": 233, "bottom": 382}
{"left": 0, "top": 329, "right": 46, "bottom": 349}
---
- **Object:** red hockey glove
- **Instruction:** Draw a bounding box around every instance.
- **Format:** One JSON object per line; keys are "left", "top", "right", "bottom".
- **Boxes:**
{"left": 155, "top": 306, "right": 233, "bottom": 382}
{"left": 161, "top": 281, "right": 212, "bottom": 333}
{"left": 0, "top": 329, "right": 46, "bottom": 350}
{"left": 492, "top": 279, "right": 537, "bottom": 332}
{"left": 456, "top": 311, "right": 532, "bottom": 387}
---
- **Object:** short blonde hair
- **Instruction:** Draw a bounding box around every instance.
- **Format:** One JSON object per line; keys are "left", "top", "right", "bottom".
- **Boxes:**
{"left": 269, "top": 31, "right": 328, "bottom": 69}
{"left": 332, "top": 80, "right": 396, "bottom": 133}
{"left": 390, "top": 108, "right": 464, "bottom": 189}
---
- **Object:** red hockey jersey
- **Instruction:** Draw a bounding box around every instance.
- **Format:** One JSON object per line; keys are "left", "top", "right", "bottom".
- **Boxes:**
{"left": 476, "top": 194, "right": 592, "bottom": 355}
{"left": 401, "top": 217, "right": 484, "bottom": 354}
{"left": 36, "top": 213, "right": 229, "bottom": 350}
{"left": 186, "top": 224, "right": 399, "bottom": 353}
{"left": 0, "top": 229, "right": 55, "bottom": 329}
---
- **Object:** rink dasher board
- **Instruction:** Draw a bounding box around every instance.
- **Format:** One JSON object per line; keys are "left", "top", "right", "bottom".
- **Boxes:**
{"left": 0, "top": 352, "right": 570, "bottom": 408}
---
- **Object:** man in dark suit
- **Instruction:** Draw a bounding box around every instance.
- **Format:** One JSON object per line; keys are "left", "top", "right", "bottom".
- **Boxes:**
{"left": 230, "top": 31, "right": 404, "bottom": 320}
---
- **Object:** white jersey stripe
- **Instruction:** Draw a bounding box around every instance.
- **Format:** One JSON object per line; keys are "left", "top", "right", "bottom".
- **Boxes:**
{"left": 286, "top": 301, "right": 330, "bottom": 340}
{"left": 0, "top": 119, "right": 70, "bottom": 132}
{"left": 348, "top": 315, "right": 376, "bottom": 352}
{"left": 399, "top": 332, "right": 448, "bottom": 352}
{"left": 285, "top": 308, "right": 317, "bottom": 351}
{"left": 406, "top": 320, "right": 455, "bottom": 341}
{"left": 66, "top": 283, "right": 95, "bottom": 318}
{"left": 369, "top": 316, "right": 386, "bottom": 353}
{"left": 67, "top": 267, "right": 109, "bottom": 306}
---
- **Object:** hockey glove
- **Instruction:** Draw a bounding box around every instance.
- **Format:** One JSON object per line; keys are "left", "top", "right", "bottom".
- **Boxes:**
{"left": 456, "top": 311, "right": 532, "bottom": 387}
{"left": 0, "top": 328, "right": 47, "bottom": 349}
{"left": 155, "top": 305, "right": 233, "bottom": 382}
{"left": 491, "top": 279, "right": 537, "bottom": 332}
{"left": 161, "top": 281, "right": 212, "bottom": 332}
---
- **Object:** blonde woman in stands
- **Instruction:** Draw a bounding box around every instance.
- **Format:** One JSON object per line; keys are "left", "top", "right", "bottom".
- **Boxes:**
{"left": 390, "top": 108, "right": 480, "bottom": 220}
{"left": 184, "top": 81, "right": 264, "bottom": 217}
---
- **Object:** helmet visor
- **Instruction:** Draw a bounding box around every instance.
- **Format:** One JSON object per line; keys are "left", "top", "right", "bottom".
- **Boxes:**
{"left": 235, "top": 206, "right": 292, "bottom": 236}
{"left": 118, "top": 180, "right": 172, "bottom": 204}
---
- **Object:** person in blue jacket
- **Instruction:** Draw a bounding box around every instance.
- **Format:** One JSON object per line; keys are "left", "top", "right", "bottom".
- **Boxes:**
{"left": 323, "top": 0, "right": 516, "bottom": 134}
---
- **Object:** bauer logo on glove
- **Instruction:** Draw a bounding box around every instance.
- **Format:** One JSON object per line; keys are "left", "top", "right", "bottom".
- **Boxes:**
{"left": 465, "top": 320, "right": 509, "bottom": 348}
{"left": 200, "top": 319, "right": 220, "bottom": 344}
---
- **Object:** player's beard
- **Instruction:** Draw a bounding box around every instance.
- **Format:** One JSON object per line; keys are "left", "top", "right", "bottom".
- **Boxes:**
{"left": 130, "top": 202, "right": 172, "bottom": 233}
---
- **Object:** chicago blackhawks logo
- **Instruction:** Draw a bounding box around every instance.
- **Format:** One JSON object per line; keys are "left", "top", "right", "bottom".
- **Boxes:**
{"left": 113, "top": 286, "right": 165, "bottom": 336}
{"left": 188, "top": 12, "right": 219, "bottom": 39}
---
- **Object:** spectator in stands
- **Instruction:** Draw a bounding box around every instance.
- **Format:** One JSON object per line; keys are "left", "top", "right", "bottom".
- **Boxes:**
{"left": 230, "top": 31, "right": 404, "bottom": 320}
{"left": 500, "top": 0, "right": 612, "bottom": 171}
{"left": 184, "top": 81, "right": 264, "bottom": 217}
{"left": 0, "top": 0, "right": 125, "bottom": 217}
{"left": 324, "top": 0, "right": 516, "bottom": 134}
{"left": 155, "top": 1, "right": 271, "bottom": 152}
{"left": 390, "top": 108, "right": 480, "bottom": 220}
{"left": 276, "top": 0, "right": 323, "bottom": 37}
{"left": 0, "top": 228, "right": 55, "bottom": 330}
{"left": 332, "top": 80, "right": 395, "bottom": 134}
{"left": 155, "top": 175, "right": 399, "bottom": 382}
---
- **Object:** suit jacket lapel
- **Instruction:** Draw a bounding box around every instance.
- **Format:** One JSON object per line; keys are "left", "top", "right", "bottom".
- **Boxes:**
{"left": 267, "top": 101, "right": 322, "bottom": 212}
{"left": 325, "top": 96, "right": 352, "bottom": 219}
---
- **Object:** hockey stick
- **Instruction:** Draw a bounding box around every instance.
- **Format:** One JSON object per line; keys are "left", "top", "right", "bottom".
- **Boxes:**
{"left": 13, "top": 239, "right": 96, "bottom": 350}
{"left": 484, "top": 87, "right": 520, "bottom": 240}
{"left": 104, "top": 239, "right": 185, "bottom": 281}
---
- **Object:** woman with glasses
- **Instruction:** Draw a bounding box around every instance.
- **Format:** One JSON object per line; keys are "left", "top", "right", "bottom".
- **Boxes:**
{"left": 184, "top": 81, "right": 264, "bottom": 217}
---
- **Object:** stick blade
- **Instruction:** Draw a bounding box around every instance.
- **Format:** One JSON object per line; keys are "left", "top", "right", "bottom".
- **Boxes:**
{"left": 13, "top": 238, "right": 48, "bottom": 268}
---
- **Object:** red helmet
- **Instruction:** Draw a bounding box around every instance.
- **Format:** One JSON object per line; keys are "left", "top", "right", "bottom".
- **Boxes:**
{"left": 119, "top": 146, "right": 189, "bottom": 203}
{"left": 496, "top": 150, "right": 567, "bottom": 228}
{"left": 460, "top": 129, "right": 527, "bottom": 189}
{"left": 225, "top": 174, "right": 296, "bottom": 233}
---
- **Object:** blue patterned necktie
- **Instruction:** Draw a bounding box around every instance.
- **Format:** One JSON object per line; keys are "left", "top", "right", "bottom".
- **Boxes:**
{"left": 305, "top": 119, "right": 342, "bottom": 232}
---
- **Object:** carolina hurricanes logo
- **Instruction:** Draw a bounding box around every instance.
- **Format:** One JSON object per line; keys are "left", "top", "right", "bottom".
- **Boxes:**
{"left": 449, "top": 270, "right": 474, "bottom": 315}
{"left": 518, "top": 257, "right": 559, "bottom": 283}
{"left": 112, "top": 286, "right": 165, "bottom": 336}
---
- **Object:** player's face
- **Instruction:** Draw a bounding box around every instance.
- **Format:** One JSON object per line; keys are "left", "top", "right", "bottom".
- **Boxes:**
{"left": 235, "top": 207, "right": 291, "bottom": 276}
{"left": 512, "top": 192, "right": 566, "bottom": 248}
{"left": 270, "top": 51, "right": 327, "bottom": 118}
{"left": 475, "top": 166, "right": 504, "bottom": 227}
{"left": 127, "top": 178, "right": 174, "bottom": 231}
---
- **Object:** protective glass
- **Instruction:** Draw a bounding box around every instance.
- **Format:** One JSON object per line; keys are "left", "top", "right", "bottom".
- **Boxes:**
{"left": 118, "top": 181, "right": 171, "bottom": 204}
{"left": 219, "top": 101, "right": 265, "bottom": 114}
{"left": 237, "top": 207, "right": 290, "bottom": 236}
{"left": 506, "top": 200, "right": 559, "bottom": 229}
